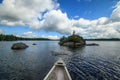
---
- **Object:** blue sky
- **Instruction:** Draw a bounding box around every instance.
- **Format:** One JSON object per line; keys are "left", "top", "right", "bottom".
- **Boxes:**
{"left": 0, "top": 0, "right": 120, "bottom": 39}
{"left": 58, "top": 0, "right": 116, "bottom": 19}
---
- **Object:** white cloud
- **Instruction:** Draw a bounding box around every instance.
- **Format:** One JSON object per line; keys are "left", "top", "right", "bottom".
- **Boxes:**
{"left": 41, "top": 10, "right": 72, "bottom": 34}
{"left": 73, "top": 18, "right": 90, "bottom": 27}
{"left": 0, "top": 0, "right": 59, "bottom": 27}
{"left": 69, "top": 1, "right": 120, "bottom": 38}
{"left": 110, "top": 1, "right": 120, "bottom": 22}
{"left": 0, "top": 0, "right": 120, "bottom": 38}
{"left": 18, "top": 31, "right": 60, "bottom": 39}
{"left": 0, "top": 20, "right": 25, "bottom": 26}
{"left": 21, "top": 31, "right": 39, "bottom": 38}
{"left": 41, "top": 35, "right": 59, "bottom": 40}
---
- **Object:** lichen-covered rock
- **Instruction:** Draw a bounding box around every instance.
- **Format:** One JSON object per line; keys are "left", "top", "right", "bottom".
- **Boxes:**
{"left": 11, "top": 42, "right": 28, "bottom": 50}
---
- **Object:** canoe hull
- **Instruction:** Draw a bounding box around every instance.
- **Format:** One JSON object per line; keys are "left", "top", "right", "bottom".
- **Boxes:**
{"left": 44, "top": 59, "right": 72, "bottom": 80}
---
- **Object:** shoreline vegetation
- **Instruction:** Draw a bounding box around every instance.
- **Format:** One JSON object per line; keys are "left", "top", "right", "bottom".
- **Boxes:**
{"left": 85, "top": 39, "right": 120, "bottom": 41}
{"left": 0, "top": 34, "right": 51, "bottom": 41}
{"left": 0, "top": 34, "right": 120, "bottom": 41}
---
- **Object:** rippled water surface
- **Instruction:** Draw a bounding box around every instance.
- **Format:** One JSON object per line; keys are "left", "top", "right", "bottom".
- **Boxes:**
{"left": 0, "top": 41, "right": 120, "bottom": 80}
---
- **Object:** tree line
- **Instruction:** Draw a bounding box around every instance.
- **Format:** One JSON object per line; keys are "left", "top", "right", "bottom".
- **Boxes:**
{"left": 85, "top": 38, "right": 120, "bottom": 41}
{"left": 0, "top": 34, "right": 50, "bottom": 41}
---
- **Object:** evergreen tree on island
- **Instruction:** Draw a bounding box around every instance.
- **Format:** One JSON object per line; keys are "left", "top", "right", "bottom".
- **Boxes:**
{"left": 59, "top": 31, "right": 86, "bottom": 47}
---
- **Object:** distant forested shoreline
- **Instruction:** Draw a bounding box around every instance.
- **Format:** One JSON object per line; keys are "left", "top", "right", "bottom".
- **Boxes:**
{"left": 85, "top": 39, "right": 120, "bottom": 41}
{"left": 0, "top": 34, "right": 50, "bottom": 41}
{"left": 0, "top": 34, "right": 120, "bottom": 41}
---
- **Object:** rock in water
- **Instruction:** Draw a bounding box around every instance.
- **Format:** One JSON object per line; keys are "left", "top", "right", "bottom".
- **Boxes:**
{"left": 59, "top": 31, "right": 86, "bottom": 47}
{"left": 11, "top": 42, "right": 28, "bottom": 50}
{"left": 86, "top": 43, "right": 99, "bottom": 46}
{"left": 32, "top": 43, "right": 36, "bottom": 45}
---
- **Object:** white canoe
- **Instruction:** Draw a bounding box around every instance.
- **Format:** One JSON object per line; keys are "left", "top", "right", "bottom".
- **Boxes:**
{"left": 44, "top": 59, "right": 72, "bottom": 80}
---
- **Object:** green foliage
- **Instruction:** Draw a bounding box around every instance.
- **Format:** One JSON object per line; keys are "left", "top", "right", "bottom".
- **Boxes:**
{"left": 59, "top": 36, "right": 67, "bottom": 45}
{"left": 0, "top": 34, "right": 50, "bottom": 41}
{"left": 0, "top": 34, "right": 18, "bottom": 41}
{"left": 68, "top": 35, "right": 81, "bottom": 43}
{"left": 67, "top": 35, "right": 85, "bottom": 44}
{"left": 60, "top": 36, "right": 67, "bottom": 42}
{"left": 59, "top": 34, "right": 86, "bottom": 45}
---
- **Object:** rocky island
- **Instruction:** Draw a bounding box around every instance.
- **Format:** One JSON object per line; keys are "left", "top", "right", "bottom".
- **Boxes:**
{"left": 59, "top": 31, "right": 86, "bottom": 47}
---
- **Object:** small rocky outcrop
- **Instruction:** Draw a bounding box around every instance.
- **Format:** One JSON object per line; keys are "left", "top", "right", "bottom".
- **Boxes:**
{"left": 32, "top": 43, "right": 36, "bottom": 45}
{"left": 59, "top": 31, "right": 86, "bottom": 47}
{"left": 86, "top": 43, "right": 99, "bottom": 46}
{"left": 11, "top": 42, "right": 28, "bottom": 50}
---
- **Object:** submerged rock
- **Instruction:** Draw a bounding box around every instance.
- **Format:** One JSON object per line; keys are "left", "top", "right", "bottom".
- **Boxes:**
{"left": 86, "top": 43, "right": 99, "bottom": 46}
{"left": 11, "top": 42, "right": 28, "bottom": 50}
{"left": 32, "top": 43, "right": 36, "bottom": 45}
{"left": 51, "top": 51, "right": 68, "bottom": 56}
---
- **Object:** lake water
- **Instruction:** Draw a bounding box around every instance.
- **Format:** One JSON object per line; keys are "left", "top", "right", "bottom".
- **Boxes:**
{"left": 0, "top": 41, "right": 120, "bottom": 80}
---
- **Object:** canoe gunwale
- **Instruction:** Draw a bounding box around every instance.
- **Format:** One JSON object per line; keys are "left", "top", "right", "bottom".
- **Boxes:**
{"left": 44, "top": 59, "right": 72, "bottom": 80}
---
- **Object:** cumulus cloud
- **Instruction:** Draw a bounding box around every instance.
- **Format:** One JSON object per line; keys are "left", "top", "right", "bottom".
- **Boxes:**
{"left": 41, "top": 35, "right": 59, "bottom": 40}
{"left": 41, "top": 10, "right": 72, "bottom": 34}
{"left": 0, "top": 20, "right": 25, "bottom": 26}
{"left": 39, "top": 0, "right": 120, "bottom": 38}
{"left": 18, "top": 31, "right": 59, "bottom": 39}
{"left": 21, "top": 31, "right": 39, "bottom": 38}
{"left": 0, "top": 0, "right": 59, "bottom": 27}
{"left": 110, "top": 1, "right": 120, "bottom": 22}
{"left": 69, "top": 1, "right": 120, "bottom": 38}
{"left": 0, "top": 0, "right": 120, "bottom": 38}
